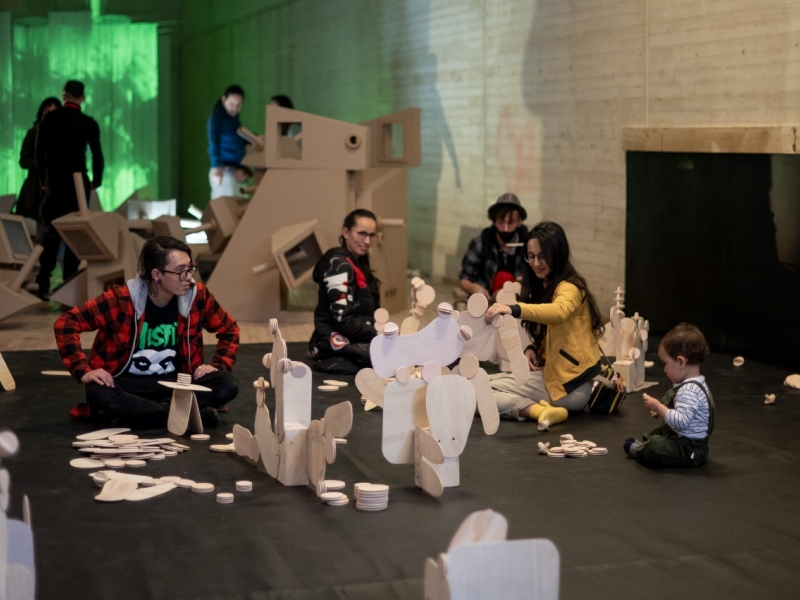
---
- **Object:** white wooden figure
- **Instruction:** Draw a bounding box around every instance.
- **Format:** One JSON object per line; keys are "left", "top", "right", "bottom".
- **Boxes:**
{"left": 275, "top": 359, "right": 311, "bottom": 486}
{"left": 454, "top": 354, "right": 499, "bottom": 435}
{"left": 382, "top": 378, "right": 429, "bottom": 464}
{"left": 370, "top": 303, "right": 463, "bottom": 378}
{"left": 497, "top": 315, "right": 530, "bottom": 386}
{"left": 613, "top": 314, "right": 656, "bottom": 392}
{"left": 160, "top": 374, "right": 208, "bottom": 436}
{"left": 265, "top": 318, "right": 289, "bottom": 442}
{"left": 424, "top": 509, "right": 560, "bottom": 600}
{"left": 424, "top": 374, "right": 476, "bottom": 489}
{"left": 0, "top": 353, "right": 15, "bottom": 392}
{"left": 400, "top": 277, "right": 436, "bottom": 335}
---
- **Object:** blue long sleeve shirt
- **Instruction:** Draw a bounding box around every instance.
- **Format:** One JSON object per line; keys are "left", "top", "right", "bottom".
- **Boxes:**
{"left": 207, "top": 107, "right": 245, "bottom": 168}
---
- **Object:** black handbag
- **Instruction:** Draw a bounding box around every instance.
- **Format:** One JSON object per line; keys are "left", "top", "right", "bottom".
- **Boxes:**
{"left": 588, "top": 359, "right": 626, "bottom": 415}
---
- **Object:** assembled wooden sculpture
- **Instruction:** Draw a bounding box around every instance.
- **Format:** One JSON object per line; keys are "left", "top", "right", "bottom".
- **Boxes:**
{"left": 49, "top": 173, "right": 140, "bottom": 307}
{"left": 232, "top": 319, "right": 353, "bottom": 494}
{"left": 358, "top": 303, "right": 486, "bottom": 498}
{"left": 1, "top": 430, "right": 35, "bottom": 600}
{"left": 600, "top": 287, "right": 656, "bottom": 392}
{"left": 160, "top": 373, "right": 207, "bottom": 436}
{"left": 423, "top": 509, "right": 560, "bottom": 600}
{"left": 207, "top": 106, "right": 420, "bottom": 322}
{"left": 400, "top": 277, "right": 437, "bottom": 335}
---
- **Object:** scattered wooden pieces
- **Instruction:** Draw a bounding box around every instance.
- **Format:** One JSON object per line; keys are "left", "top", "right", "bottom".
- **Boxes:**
{"left": 76, "top": 428, "right": 131, "bottom": 441}
{"left": 323, "top": 380, "right": 348, "bottom": 387}
{"left": 235, "top": 480, "right": 252, "bottom": 492}
{"left": 191, "top": 482, "right": 214, "bottom": 493}
{"left": 70, "top": 458, "right": 105, "bottom": 469}
{"left": 765, "top": 394, "right": 776, "bottom": 405}
{"left": 318, "top": 385, "right": 339, "bottom": 391}
{"left": 210, "top": 442, "right": 236, "bottom": 452}
{"left": 95, "top": 479, "right": 138, "bottom": 502}
{"left": 784, "top": 374, "right": 800, "bottom": 389}
{"left": 126, "top": 482, "right": 176, "bottom": 502}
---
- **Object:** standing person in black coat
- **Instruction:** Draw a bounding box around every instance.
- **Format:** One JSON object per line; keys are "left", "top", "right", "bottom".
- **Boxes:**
{"left": 35, "top": 79, "right": 104, "bottom": 298}
{"left": 308, "top": 209, "right": 381, "bottom": 374}
{"left": 14, "top": 96, "right": 62, "bottom": 226}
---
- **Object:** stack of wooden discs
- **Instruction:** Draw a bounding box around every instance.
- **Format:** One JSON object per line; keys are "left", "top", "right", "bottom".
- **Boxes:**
{"left": 320, "top": 491, "right": 349, "bottom": 506}
{"left": 545, "top": 447, "right": 565, "bottom": 458}
{"left": 588, "top": 447, "right": 608, "bottom": 456}
{"left": 216, "top": 492, "right": 234, "bottom": 504}
{"left": 354, "top": 483, "right": 389, "bottom": 511}
{"left": 71, "top": 429, "right": 190, "bottom": 469}
{"left": 191, "top": 482, "right": 214, "bottom": 494}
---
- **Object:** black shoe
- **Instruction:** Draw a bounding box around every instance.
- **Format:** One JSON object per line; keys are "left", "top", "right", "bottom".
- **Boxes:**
{"left": 200, "top": 407, "right": 220, "bottom": 429}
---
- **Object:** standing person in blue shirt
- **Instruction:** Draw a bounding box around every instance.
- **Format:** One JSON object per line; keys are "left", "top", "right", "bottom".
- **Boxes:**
{"left": 207, "top": 84, "right": 251, "bottom": 199}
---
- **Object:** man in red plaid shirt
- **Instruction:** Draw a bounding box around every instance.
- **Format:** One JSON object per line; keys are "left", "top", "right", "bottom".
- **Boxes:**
{"left": 54, "top": 237, "right": 239, "bottom": 428}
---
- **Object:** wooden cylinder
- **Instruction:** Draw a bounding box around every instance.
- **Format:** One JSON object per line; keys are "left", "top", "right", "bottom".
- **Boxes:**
{"left": 9, "top": 244, "right": 45, "bottom": 293}
{"left": 183, "top": 220, "right": 215, "bottom": 236}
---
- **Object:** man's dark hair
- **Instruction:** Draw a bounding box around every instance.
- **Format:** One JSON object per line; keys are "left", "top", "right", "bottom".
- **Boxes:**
{"left": 63, "top": 80, "right": 85, "bottom": 99}
{"left": 139, "top": 236, "right": 193, "bottom": 296}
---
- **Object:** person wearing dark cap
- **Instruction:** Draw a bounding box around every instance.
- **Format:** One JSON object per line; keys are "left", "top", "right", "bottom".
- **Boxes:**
{"left": 35, "top": 79, "right": 104, "bottom": 299}
{"left": 459, "top": 193, "right": 529, "bottom": 299}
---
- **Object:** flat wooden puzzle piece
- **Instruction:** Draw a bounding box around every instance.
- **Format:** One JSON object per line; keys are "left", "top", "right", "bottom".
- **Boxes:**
{"left": 283, "top": 361, "right": 312, "bottom": 428}
{"left": 0, "top": 351, "right": 15, "bottom": 391}
{"left": 232, "top": 424, "right": 254, "bottom": 458}
{"left": 414, "top": 426, "right": 444, "bottom": 464}
{"left": 95, "top": 479, "right": 138, "bottom": 502}
{"left": 415, "top": 456, "right": 444, "bottom": 498}
{"left": 458, "top": 309, "right": 500, "bottom": 361}
{"left": 447, "top": 508, "right": 508, "bottom": 551}
{"left": 324, "top": 401, "right": 353, "bottom": 438}
{"left": 400, "top": 314, "right": 421, "bottom": 336}
{"left": 167, "top": 389, "right": 194, "bottom": 436}
{"left": 307, "top": 419, "right": 326, "bottom": 493}
{"left": 370, "top": 309, "right": 462, "bottom": 378}
{"left": 355, "top": 368, "right": 387, "bottom": 408}
{"left": 426, "top": 375, "right": 476, "bottom": 458}
{"left": 463, "top": 367, "right": 499, "bottom": 436}
{"left": 446, "top": 538, "right": 560, "bottom": 600}
{"left": 423, "top": 557, "right": 450, "bottom": 600}
{"left": 254, "top": 404, "right": 279, "bottom": 477}
{"left": 277, "top": 424, "right": 308, "bottom": 486}
{"left": 76, "top": 428, "right": 131, "bottom": 441}
{"left": 268, "top": 319, "right": 289, "bottom": 442}
{"left": 382, "top": 378, "right": 429, "bottom": 464}
{"left": 497, "top": 315, "right": 530, "bottom": 386}
{"left": 125, "top": 482, "right": 177, "bottom": 501}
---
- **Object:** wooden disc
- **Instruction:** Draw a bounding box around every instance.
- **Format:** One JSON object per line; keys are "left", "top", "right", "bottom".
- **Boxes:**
{"left": 436, "top": 302, "right": 454, "bottom": 319}
{"left": 421, "top": 361, "right": 441, "bottom": 383}
{"left": 108, "top": 434, "right": 139, "bottom": 444}
{"left": 76, "top": 428, "right": 131, "bottom": 441}
{"left": 323, "top": 380, "right": 348, "bottom": 387}
{"left": 236, "top": 480, "right": 253, "bottom": 492}
{"left": 415, "top": 284, "right": 436, "bottom": 306}
{"left": 210, "top": 443, "right": 236, "bottom": 452}
{"left": 459, "top": 354, "right": 479, "bottom": 379}
{"left": 324, "top": 479, "right": 345, "bottom": 490}
{"left": 124, "top": 459, "right": 147, "bottom": 467}
{"left": 395, "top": 366, "right": 411, "bottom": 383}
{"left": 320, "top": 491, "right": 346, "bottom": 501}
{"left": 191, "top": 482, "right": 214, "bottom": 493}
{"left": 70, "top": 458, "right": 105, "bottom": 469}
{"left": 226, "top": 432, "right": 234, "bottom": 440}
{"left": 318, "top": 385, "right": 339, "bottom": 391}
{"left": 467, "top": 294, "right": 489, "bottom": 318}
{"left": 102, "top": 458, "right": 125, "bottom": 468}
{"left": 216, "top": 493, "right": 234, "bottom": 503}
{"left": 190, "top": 434, "right": 210, "bottom": 441}
{"left": 733, "top": 356, "right": 745, "bottom": 367}
{"left": 383, "top": 322, "right": 399, "bottom": 338}
{"left": 374, "top": 308, "right": 390, "bottom": 324}
{"left": 324, "top": 433, "right": 337, "bottom": 464}
{"left": 458, "top": 325, "right": 473, "bottom": 341}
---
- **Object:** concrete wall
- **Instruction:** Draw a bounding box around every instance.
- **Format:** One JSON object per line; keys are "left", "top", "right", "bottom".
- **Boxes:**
{"left": 178, "top": 0, "right": 800, "bottom": 305}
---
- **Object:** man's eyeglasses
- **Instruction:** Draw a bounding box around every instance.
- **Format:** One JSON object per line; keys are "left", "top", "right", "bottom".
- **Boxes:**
{"left": 351, "top": 229, "right": 377, "bottom": 241}
{"left": 159, "top": 264, "right": 197, "bottom": 281}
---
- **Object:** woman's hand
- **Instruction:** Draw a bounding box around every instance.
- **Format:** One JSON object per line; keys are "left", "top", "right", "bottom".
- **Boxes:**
{"left": 212, "top": 166, "right": 223, "bottom": 184}
{"left": 484, "top": 303, "right": 511, "bottom": 323}
{"left": 234, "top": 167, "right": 249, "bottom": 183}
{"left": 524, "top": 348, "right": 541, "bottom": 371}
{"left": 81, "top": 368, "right": 114, "bottom": 387}
{"left": 193, "top": 364, "right": 217, "bottom": 379}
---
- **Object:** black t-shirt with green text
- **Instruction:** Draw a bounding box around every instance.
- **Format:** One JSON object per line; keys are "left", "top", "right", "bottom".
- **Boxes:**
{"left": 126, "top": 296, "right": 179, "bottom": 376}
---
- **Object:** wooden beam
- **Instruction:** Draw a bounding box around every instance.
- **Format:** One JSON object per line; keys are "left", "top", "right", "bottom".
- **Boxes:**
{"left": 622, "top": 126, "right": 799, "bottom": 154}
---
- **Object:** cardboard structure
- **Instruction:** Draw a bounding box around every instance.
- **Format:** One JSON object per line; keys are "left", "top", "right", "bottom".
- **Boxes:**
{"left": 0, "top": 214, "right": 34, "bottom": 266}
{"left": 50, "top": 173, "right": 140, "bottom": 307}
{"left": 0, "top": 245, "right": 43, "bottom": 322}
{"left": 207, "top": 106, "right": 420, "bottom": 322}
{"left": 232, "top": 319, "right": 352, "bottom": 493}
{"left": 1, "top": 430, "right": 36, "bottom": 600}
{"left": 424, "top": 509, "right": 560, "bottom": 600}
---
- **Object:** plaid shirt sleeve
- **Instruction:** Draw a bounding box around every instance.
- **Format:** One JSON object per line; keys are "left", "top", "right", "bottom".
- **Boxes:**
{"left": 199, "top": 286, "right": 239, "bottom": 371}
{"left": 53, "top": 287, "right": 121, "bottom": 382}
{"left": 458, "top": 234, "right": 493, "bottom": 290}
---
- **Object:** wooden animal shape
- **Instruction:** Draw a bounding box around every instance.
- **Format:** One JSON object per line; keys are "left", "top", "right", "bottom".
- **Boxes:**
{"left": 453, "top": 354, "right": 499, "bottom": 435}
{"left": 370, "top": 303, "right": 464, "bottom": 378}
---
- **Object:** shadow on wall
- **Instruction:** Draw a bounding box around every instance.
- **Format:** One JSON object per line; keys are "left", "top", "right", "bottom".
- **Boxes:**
{"left": 392, "top": 0, "right": 460, "bottom": 277}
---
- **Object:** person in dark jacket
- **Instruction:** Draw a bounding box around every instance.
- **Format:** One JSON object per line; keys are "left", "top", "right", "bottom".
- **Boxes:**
{"left": 459, "top": 193, "right": 529, "bottom": 299}
{"left": 14, "top": 96, "right": 61, "bottom": 224}
{"left": 309, "top": 209, "right": 381, "bottom": 374}
{"left": 35, "top": 80, "right": 104, "bottom": 298}
{"left": 54, "top": 236, "right": 239, "bottom": 429}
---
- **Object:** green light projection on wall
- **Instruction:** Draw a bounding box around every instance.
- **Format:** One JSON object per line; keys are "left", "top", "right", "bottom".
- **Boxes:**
{"left": 0, "top": 11, "right": 158, "bottom": 212}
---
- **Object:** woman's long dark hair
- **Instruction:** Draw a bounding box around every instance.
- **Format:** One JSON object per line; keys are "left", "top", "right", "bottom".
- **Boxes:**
{"left": 213, "top": 84, "right": 245, "bottom": 111}
{"left": 521, "top": 222, "right": 604, "bottom": 352}
{"left": 139, "top": 236, "right": 193, "bottom": 297}
{"left": 339, "top": 209, "right": 380, "bottom": 295}
{"left": 35, "top": 97, "right": 61, "bottom": 124}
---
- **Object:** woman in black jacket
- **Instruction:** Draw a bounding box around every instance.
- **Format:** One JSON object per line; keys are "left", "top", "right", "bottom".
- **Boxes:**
{"left": 14, "top": 96, "right": 61, "bottom": 223}
{"left": 309, "top": 209, "right": 381, "bottom": 374}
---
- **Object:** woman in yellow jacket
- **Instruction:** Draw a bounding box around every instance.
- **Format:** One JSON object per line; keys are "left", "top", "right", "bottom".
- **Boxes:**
{"left": 486, "top": 222, "right": 604, "bottom": 429}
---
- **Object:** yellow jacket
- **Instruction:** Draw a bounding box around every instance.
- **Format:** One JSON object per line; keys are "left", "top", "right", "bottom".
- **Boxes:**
{"left": 518, "top": 280, "right": 601, "bottom": 401}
